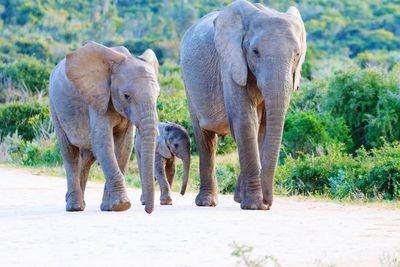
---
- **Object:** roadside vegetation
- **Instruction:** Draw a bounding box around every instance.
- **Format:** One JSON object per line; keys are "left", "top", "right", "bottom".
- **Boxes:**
{"left": 0, "top": 1, "right": 399, "bottom": 203}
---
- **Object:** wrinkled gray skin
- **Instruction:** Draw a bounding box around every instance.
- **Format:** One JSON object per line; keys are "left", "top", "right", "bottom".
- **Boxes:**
{"left": 135, "top": 122, "right": 191, "bottom": 205}
{"left": 181, "top": 0, "right": 306, "bottom": 210}
{"left": 49, "top": 41, "right": 160, "bottom": 213}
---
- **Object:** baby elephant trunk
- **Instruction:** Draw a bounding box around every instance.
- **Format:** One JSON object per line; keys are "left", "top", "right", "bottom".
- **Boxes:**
{"left": 180, "top": 154, "right": 190, "bottom": 195}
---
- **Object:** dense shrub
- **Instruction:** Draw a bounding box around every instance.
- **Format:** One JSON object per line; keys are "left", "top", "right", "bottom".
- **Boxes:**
{"left": 217, "top": 164, "right": 239, "bottom": 194}
{"left": 276, "top": 144, "right": 356, "bottom": 196}
{"left": 0, "top": 132, "right": 62, "bottom": 166}
{"left": 326, "top": 66, "right": 400, "bottom": 151}
{"left": 0, "top": 102, "right": 50, "bottom": 141}
{"left": 282, "top": 110, "right": 352, "bottom": 157}
{"left": 356, "top": 143, "right": 400, "bottom": 200}
{"left": 1, "top": 56, "right": 52, "bottom": 92}
{"left": 276, "top": 142, "right": 400, "bottom": 200}
{"left": 14, "top": 36, "right": 52, "bottom": 61}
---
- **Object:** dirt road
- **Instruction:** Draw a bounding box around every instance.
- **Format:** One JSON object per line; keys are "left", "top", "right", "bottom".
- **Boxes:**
{"left": 0, "top": 167, "right": 399, "bottom": 267}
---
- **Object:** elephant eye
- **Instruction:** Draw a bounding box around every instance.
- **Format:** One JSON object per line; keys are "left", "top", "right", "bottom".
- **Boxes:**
{"left": 174, "top": 143, "right": 179, "bottom": 148}
{"left": 124, "top": 93, "right": 130, "bottom": 100}
{"left": 253, "top": 48, "right": 260, "bottom": 57}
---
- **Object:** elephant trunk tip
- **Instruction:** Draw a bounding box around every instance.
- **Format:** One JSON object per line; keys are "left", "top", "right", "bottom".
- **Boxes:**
{"left": 180, "top": 188, "right": 186, "bottom": 196}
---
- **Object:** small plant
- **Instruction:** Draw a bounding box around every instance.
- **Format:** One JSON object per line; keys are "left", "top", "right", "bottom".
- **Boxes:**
{"left": 380, "top": 252, "right": 400, "bottom": 267}
{"left": 230, "top": 242, "right": 281, "bottom": 267}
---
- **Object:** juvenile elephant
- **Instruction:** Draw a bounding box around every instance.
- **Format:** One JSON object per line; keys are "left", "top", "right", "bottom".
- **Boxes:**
{"left": 135, "top": 122, "right": 191, "bottom": 205}
{"left": 181, "top": 0, "right": 306, "bottom": 209}
{"left": 49, "top": 41, "right": 160, "bottom": 213}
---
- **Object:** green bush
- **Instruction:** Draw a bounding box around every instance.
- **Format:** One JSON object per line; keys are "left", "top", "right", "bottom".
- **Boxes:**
{"left": 0, "top": 102, "right": 50, "bottom": 141}
{"left": 276, "top": 142, "right": 400, "bottom": 200}
{"left": 21, "top": 138, "right": 62, "bottom": 166}
{"left": 282, "top": 110, "right": 352, "bottom": 157}
{"left": 0, "top": 132, "right": 62, "bottom": 166}
{"left": 1, "top": 56, "right": 53, "bottom": 92}
{"left": 276, "top": 144, "right": 356, "bottom": 196}
{"left": 217, "top": 164, "right": 239, "bottom": 194}
{"left": 355, "top": 143, "right": 400, "bottom": 200}
{"left": 326, "top": 66, "right": 400, "bottom": 151}
{"left": 14, "top": 36, "right": 52, "bottom": 61}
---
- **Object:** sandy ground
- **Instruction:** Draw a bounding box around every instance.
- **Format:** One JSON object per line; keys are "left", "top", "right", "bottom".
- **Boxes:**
{"left": 0, "top": 167, "right": 399, "bottom": 267}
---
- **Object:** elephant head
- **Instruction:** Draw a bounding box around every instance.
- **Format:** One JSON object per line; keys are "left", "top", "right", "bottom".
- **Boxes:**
{"left": 65, "top": 41, "right": 159, "bottom": 213}
{"left": 214, "top": 1, "right": 307, "bottom": 205}
{"left": 157, "top": 123, "right": 191, "bottom": 195}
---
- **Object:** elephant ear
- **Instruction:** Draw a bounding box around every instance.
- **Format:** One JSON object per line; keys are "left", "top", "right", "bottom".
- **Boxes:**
{"left": 156, "top": 135, "right": 172, "bottom": 159}
{"left": 287, "top": 6, "right": 307, "bottom": 91}
{"left": 138, "top": 49, "right": 159, "bottom": 76}
{"left": 213, "top": 2, "right": 254, "bottom": 87}
{"left": 65, "top": 41, "right": 127, "bottom": 114}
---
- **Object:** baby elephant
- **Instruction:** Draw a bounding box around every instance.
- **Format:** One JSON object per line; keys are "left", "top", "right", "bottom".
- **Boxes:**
{"left": 135, "top": 122, "right": 191, "bottom": 205}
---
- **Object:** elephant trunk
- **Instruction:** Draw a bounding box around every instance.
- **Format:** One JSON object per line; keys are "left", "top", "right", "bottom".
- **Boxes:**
{"left": 139, "top": 114, "right": 157, "bottom": 214}
{"left": 180, "top": 153, "right": 190, "bottom": 195}
{"left": 259, "top": 61, "right": 292, "bottom": 207}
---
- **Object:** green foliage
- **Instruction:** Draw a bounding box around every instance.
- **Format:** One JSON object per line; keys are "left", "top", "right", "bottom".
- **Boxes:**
{"left": 14, "top": 35, "right": 52, "bottom": 61}
{"left": 230, "top": 242, "right": 282, "bottom": 267}
{"left": 217, "top": 164, "right": 239, "bottom": 194}
{"left": 276, "top": 142, "right": 400, "bottom": 200}
{"left": 0, "top": 132, "right": 62, "bottom": 166}
{"left": 276, "top": 144, "right": 356, "bottom": 196}
{"left": 0, "top": 102, "right": 50, "bottom": 141}
{"left": 326, "top": 66, "right": 400, "bottom": 151}
{"left": 1, "top": 56, "right": 53, "bottom": 92}
{"left": 282, "top": 110, "right": 352, "bottom": 157}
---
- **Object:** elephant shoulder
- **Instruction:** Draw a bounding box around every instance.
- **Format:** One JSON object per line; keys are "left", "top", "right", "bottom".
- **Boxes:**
{"left": 49, "top": 59, "right": 76, "bottom": 98}
{"left": 182, "top": 11, "right": 218, "bottom": 49}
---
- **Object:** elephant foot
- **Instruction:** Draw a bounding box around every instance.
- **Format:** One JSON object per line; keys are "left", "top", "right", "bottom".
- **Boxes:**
{"left": 101, "top": 190, "right": 131, "bottom": 212}
{"left": 234, "top": 187, "right": 241, "bottom": 203}
{"left": 160, "top": 195, "right": 172, "bottom": 205}
{"left": 263, "top": 191, "right": 274, "bottom": 209}
{"left": 66, "top": 191, "right": 85, "bottom": 212}
{"left": 195, "top": 191, "right": 218, "bottom": 207}
{"left": 240, "top": 193, "right": 269, "bottom": 210}
{"left": 66, "top": 202, "right": 85, "bottom": 212}
{"left": 234, "top": 175, "right": 242, "bottom": 203}
{"left": 140, "top": 194, "right": 145, "bottom": 205}
{"left": 111, "top": 199, "right": 131, "bottom": 211}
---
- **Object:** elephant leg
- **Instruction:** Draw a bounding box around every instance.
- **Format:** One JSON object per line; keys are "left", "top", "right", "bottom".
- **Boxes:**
{"left": 192, "top": 117, "right": 218, "bottom": 207}
{"left": 234, "top": 105, "right": 265, "bottom": 203}
{"left": 114, "top": 124, "right": 135, "bottom": 175}
{"left": 235, "top": 104, "right": 266, "bottom": 205}
{"left": 78, "top": 149, "right": 95, "bottom": 206}
{"left": 101, "top": 124, "right": 134, "bottom": 210}
{"left": 52, "top": 113, "right": 84, "bottom": 211}
{"left": 91, "top": 114, "right": 131, "bottom": 212}
{"left": 165, "top": 157, "right": 176, "bottom": 186}
{"left": 234, "top": 102, "right": 266, "bottom": 203}
{"left": 257, "top": 103, "right": 267, "bottom": 159}
{"left": 155, "top": 155, "right": 172, "bottom": 205}
{"left": 226, "top": 94, "right": 267, "bottom": 210}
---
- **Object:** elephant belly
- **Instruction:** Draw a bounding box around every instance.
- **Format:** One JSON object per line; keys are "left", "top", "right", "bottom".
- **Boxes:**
{"left": 182, "top": 14, "right": 229, "bottom": 135}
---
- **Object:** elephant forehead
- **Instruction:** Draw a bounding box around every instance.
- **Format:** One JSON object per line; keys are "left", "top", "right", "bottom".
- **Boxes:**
{"left": 119, "top": 60, "right": 157, "bottom": 79}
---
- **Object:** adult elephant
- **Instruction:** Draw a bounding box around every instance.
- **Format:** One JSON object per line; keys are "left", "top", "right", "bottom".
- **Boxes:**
{"left": 181, "top": 0, "right": 306, "bottom": 210}
{"left": 49, "top": 41, "right": 159, "bottom": 213}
